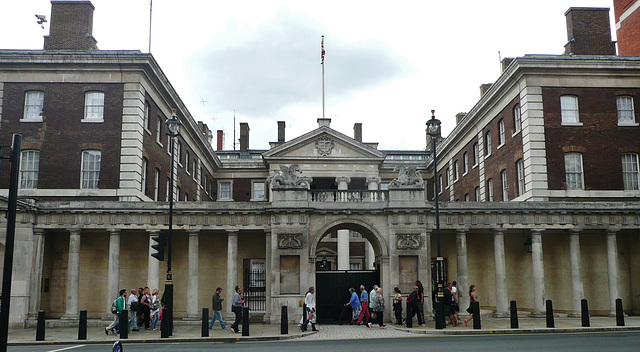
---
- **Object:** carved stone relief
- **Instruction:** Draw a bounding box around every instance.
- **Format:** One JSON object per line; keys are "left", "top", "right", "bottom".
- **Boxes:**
{"left": 278, "top": 234, "right": 303, "bottom": 249}
{"left": 396, "top": 234, "right": 421, "bottom": 250}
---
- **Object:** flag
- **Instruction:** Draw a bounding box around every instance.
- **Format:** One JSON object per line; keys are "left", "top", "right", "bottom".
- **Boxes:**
{"left": 321, "top": 36, "right": 325, "bottom": 64}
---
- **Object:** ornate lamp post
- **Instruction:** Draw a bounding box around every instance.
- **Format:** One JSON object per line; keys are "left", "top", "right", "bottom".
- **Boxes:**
{"left": 426, "top": 110, "right": 445, "bottom": 329}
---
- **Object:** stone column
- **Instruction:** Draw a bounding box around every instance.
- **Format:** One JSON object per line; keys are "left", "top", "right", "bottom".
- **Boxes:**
{"left": 530, "top": 229, "right": 546, "bottom": 317}
{"left": 103, "top": 229, "right": 120, "bottom": 319}
{"left": 367, "top": 176, "right": 381, "bottom": 201}
{"left": 456, "top": 229, "right": 470, "bottom": 316}
{"left": 365, "top": 240, "right": 375, "bottom": 270}
{"left": 568, "top": 229, "right": 584, "bottom": 317}
{"left": 147, "top": 230, "right": 161, "bottom": 293}
{"left": 421, "top": 230, "right": 433, "bottom": 316}
{"left": 380, "top": 255, "right": 391, "bottom": 322}
{"left": 62, "top": 229, "right": 81, "bottom": 320}
{"left": 226, "top": 231, "right": 238, "bottom": 320}
{"left": 492, "top": 229, "right": 509, "bottom": 317}
{"left": 27, "top": 229, "right": 45, "bottom": 321}
{"left": 606, "top": 229, "right": 620, "bottom": 316}
{"left": 336, "top": 176, "right": 351, "bottom": 270}
{"left": 264, "top": 231, "right": 272, "bottom": 323}
{"left": 185, "top": 230, "right": 200, "bottom": 320}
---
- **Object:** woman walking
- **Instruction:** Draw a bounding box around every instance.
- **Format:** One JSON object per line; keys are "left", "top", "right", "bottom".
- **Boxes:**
{"left": 150, "top": 289, "right": 161, "bottom": 331}
{"left": 392, "top": 287, "right": 403, "bottom": 325}
{"left": 464, "top": 285, "right": 478, "bottom": 327}
{"left": 370, "top": 287, "right": 386, "bottom": 328}
{"left": 345, "top": 287, "right": 361, "bottom": 325}
{"left": 301, "top": 286, "right": 318, "bottom": 332}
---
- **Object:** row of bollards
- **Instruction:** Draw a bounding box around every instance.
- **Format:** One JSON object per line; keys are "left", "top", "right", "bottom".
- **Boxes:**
{"left": 508, "top": 298, "right": 626, "bottom": 329}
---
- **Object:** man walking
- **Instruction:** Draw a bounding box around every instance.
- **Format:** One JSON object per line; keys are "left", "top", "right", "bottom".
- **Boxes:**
{"left": 209, "top": 287, "right": 227, "bottom": 330}
{"left": 409, "top": 285, "right": 424, "bottom": 326}
{"left": 230, "top": 285, "right": 245, "bottom": 333}
{"left": 106, "top": 289, "right": 126, "bottom": 335}
{"left": 357, "top": 285, "right": 370, "bottom": 325}
{"left": 369, "top": 284, "right": 379, "bottom": 318}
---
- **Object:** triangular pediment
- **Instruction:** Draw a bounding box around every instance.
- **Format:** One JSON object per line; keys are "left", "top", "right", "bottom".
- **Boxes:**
{"left": 262, "top": 126, "right": 386, "bottom": 163}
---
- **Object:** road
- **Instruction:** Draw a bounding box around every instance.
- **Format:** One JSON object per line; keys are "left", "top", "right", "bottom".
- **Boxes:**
{"left": 9, "top": 331, "right": 640, "bottom": 352}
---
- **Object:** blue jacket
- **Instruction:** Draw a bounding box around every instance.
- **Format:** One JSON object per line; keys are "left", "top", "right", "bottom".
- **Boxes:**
{"left": 360, "top": 290, "right": 369, "bottom": 303}
{"left": 349, "top": 292, "right": 361, "bottom": 308}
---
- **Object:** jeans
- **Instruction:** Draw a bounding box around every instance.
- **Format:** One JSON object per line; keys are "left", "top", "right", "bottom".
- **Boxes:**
{"left": 129, "top": 309, "right": 138, "bottom": 330}
{"left": 151, "top": 311, "right": 159, "bottom": 329}
{"left": 209, "top": 310, "right": 226, "bottom": 329}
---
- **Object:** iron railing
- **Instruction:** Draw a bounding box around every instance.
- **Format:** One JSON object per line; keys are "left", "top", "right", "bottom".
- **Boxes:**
{"left": 243, "top": 268, "right": 266, "bottom": 312}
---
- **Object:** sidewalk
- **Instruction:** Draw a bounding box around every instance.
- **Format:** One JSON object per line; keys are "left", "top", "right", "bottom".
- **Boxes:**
{"left": 7, "top": 315, "right": 640, "bottom": 346}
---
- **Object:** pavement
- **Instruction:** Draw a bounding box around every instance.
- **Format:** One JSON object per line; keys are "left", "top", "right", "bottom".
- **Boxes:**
{"left": 7, "top": 315, "right": 640, "bottom": 346}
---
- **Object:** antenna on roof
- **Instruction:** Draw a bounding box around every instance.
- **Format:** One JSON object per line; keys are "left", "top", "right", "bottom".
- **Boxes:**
{"left": 233, "top": 110, "right": 237, "bottom": 150}
{"left": 35, "top": 14, "right": 47, "bottom": 29}
{"left": 498, "top": 51, "right": 502, "bottom": 74}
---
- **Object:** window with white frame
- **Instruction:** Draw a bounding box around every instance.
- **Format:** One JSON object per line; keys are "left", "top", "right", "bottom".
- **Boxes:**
{"left": 185, "top": 193, "right": 188, "bottom": 202}
{"left": 192, "top": 158, "right": 197, "bottom": 180}
{"left": 445, "top": 168, "right": 450, "bottom": 188}
{"left": 185, "top": 151, "right": 190, "bottom": 174}
{"left": 19, "top": 150, "right": 39, "bottom": 189}
{"left": 253, "top": 181, "right": 266, "bottom": 200}
{"left": 143, "top": 102, "right": 150, "bottom": 130}
{"left": 560, "top": 95, "right": 579, "bottom": 124}
{"left": 166, "top": 178, "right": 170, "bottom": 202}
{"left": 500, "top": 170, "right": 508, "bottom": 200}
{"left": 81, "top": 150, "right": 101, "bottom": 189}
{"left": 617, "top": 96, "right": 635, "bottom": 124}
{"left": 622, "top": 153, "right": 639, "bottom": 190}
{"left": 156, "top": 118, "right": 163, "bottom": 145}
{"left": 141, "top": 158, "right": 148, "bottom": 193}
{"left": 516, "top": 159, "right": 525, "bottom": 196}
{"left": 177, "top": 186, "right": 181, "bottom": 200}
{"left": 487, "top": 178, "right": 494, "bottom": 201}
{"left": 177, "top": 141, "right": 183, "bottom": 166}
{"left": 219, "top": 181, "right": 232, "bottom": 200}
{"left": 464, "top": 193, "right": 469, "bottom": 202}
{"left": 485, "top": 131, "right": 492, "bottom": 156}
{"left": 498, "top": 119, "right": 505, "bottom": 146}
{"left": 463, "top": 152, "right": 469, "bottom": 174}
{"left": 564, "top": 152, "right": 584, "bottom": 190}
{"left": 154, "top": 168, "right": 160, "bottom": 201}
{"left": 513, "top": 104, "right": 521, "bottom": 133}
{"left": 84, "top": 91, "right": 104, "bottom": 120}
{"left": 23, "top": 91, "right": 44, "bottom": 120}
{"left": 474, "top": 186, "right": 480, "bottom": 201}
{"left": 472, "top": 142, "right": 479, "bottom": 166}
{"left": 438, "top": 174, "right": 443, "bottom": 194}
{"left": 454, "top": 160, "right": 459, "bottom": 181}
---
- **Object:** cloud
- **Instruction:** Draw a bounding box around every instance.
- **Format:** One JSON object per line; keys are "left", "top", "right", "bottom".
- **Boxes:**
{"left": 186, "top": 11, "right": 411, "bottom": 118}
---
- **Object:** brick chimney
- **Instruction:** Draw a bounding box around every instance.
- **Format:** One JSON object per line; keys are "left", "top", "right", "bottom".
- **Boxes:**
{"left": 277, "top": 121, "right": 285, "bottom": 143}
{"left": 216, "top": 130, "right": 224, "bottom": 151}
{"left": 239, "top": 123, "right": 249, "bottom": 152}
{"left": 44, "top": 0, "right": 99, "bottom": 51}
{"left": 353, "top": 123, "right": 362, "bottom": 142}
{"left": 564, "top": 7, "right": 616, "bottom": 55}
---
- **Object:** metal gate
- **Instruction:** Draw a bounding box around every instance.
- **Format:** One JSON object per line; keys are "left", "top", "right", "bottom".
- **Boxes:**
{"left": 315, "top": 270, "right": 380, "bottom": 324}
{"left": 243, "top": 268, "right": 266, "bottom": 312}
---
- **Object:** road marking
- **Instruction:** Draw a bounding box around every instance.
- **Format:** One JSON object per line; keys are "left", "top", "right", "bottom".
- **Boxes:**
{"left": 47, "top": 345, "right": 85, "bottom": 352}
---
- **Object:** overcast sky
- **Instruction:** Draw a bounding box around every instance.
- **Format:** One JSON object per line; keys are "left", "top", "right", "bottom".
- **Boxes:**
{"left": 1, "top": 0, "right": 617, "bottom": 151}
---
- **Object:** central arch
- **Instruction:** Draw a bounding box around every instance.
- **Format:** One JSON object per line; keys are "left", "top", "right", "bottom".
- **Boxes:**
{"left": 308, "top": 218, "right": 389, "bottom": 259}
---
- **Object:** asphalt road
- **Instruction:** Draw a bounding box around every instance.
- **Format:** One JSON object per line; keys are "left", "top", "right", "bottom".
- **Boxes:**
{"left": 9, "top": 331, "right": 640, "bottom": 352}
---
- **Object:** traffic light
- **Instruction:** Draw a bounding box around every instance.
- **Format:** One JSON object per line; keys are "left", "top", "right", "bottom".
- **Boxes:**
{"left": 151, "top": 233, "right": 165, "bottom": 261}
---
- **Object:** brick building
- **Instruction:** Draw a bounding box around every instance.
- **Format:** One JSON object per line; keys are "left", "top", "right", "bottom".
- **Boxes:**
{"left": 614, "top": 0, "right": 640, "bottom": 55}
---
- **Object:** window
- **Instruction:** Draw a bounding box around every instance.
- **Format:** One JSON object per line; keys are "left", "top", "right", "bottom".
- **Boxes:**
{"left": 454, "top": 160, "right": 459, "bottom": 181}
{"left": 141, "top": 158, "right": 148, "bottom": 193}
{"left": 617, "top": 96, "right": 635, "bottom": 124}
{"left": 166, "top": 178, "right": 171, "bottom": 202}
{"left": 513, "top": 104, "right": 521, "bottom": 133}
{"left": 622, "top": 153, "right": 639, "bottom": 190}
{"left": 184, "top": 193, "right": 188, "bottom": 202}
{"left": 487, "top": 178, "right": 494, "bottom": 201}
{"left": 438, "top": 174, "right": 443, "bottom": 194}
{"left": 516, "top": 159, "right": 525, "bottom": 196}
{"left": 143, "top": 102, "right": 150, "bottom": 130}
{"left": 463, "top": 152, "right": 469, "bottom": 174}
{"left": 501, "top": 170, "right": 508, "bottom": 200}
{"left": 156, "top": 118, "right": 163, "bottom": 145}
{"left": 485, "top": 131, "right": 492, "bottom": 156}
{"left": 498, "top": 119, "right": 505, "bottom": 146}
{"left": 81, "top": 150, "right": 101, "bottom": 189}
{"left": 154, "top": 169, "right": 160, "bottom": 201}
{"left": 219, "top": 181, "right": 232, "bottom": 200}
{"left": 349, "top": 263, "right": 361, "bottom": 271}
{"left": 445, "top": 168, "right": 451, "bottom": 188}
{"left": 464, "top": 193, "right": 469, "bottom": 202}
{"left": 192, "top": 158, "right": 197, "bottom": 181}
{"left": 185, "top": 151, "right": 190, "bottom": 174}
{"left": 84, "top": 91, "right": 104, "bottom": 120}
{"left": 253, "top": 181, "right": 266, "bottom": 200}
{"left": 564, "top": 153, "right": 584, "bottom": 190}
{"left": 474, "top": 186, "right": 481, "bottom": 201}
{"left": 472, "top": 142, "right": 479, "bottom": 166}
{"left": 23, "top": 91, "right": 44, "bottom": 120}
{"left": 19, "top": 150, "right": 39, "bottom": 188}
{"left": 561, "top": 95, "right": 579, "bottom": 124}
{"left": 177, "top": 141, "right": 183, "bottom": 166}
{"left": 177, "top": 186, "right": 181, "bottom": 200}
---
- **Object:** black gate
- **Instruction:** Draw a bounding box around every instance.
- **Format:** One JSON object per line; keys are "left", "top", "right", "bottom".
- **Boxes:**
{"left": 315, "top": 270, "right": 380, "bottom": 324}
{"left": 243, "top": 268, "right": 266, "bottom": 312}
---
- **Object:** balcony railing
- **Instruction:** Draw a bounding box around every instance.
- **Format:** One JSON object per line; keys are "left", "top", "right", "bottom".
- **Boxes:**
{"left": 310, "top": 190, "right": 388, "bottom": 203}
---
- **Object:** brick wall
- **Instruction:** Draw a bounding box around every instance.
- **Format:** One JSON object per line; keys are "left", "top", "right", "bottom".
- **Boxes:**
{"left": 44, "top": 1, "right": 98, "bottom": 51}
{"left": 614, "top": 0, "right": 640, "bottom": 55}
{"left": 564, "top": 8, "right": 616, "bottom": 55}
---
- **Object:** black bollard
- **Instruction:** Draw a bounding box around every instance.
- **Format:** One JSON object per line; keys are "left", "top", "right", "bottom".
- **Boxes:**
{"left": 35, "top": 310, "right": 45, "bottom": 341}
{"left": 545, "top": 300, "right": 554, "bottom": 328}
{"left": 434, "top": 301, "right": 445, "bottom": 329}
{"left": 510, "top": 301, "right": 518, "bottom": 329}
{"left": 281, "top": 306, "right": 288, "bottom": 335}
{"left": 581, "top": 299, "right": 590, "bottom": 327}
{"left": 78, "top": 310, "right": 87, "bottom": 340}
{"left": 616, "top": 298, "right": 625, "bottom": 326}
{"left": 119, "top": 310, "right": 128, "bottom": 339}
{"left": 302, "top": 303, "right": 307, "bottom": 330}
{"left": 405, "top": 300, "right": 413, "bottom": 328}
{"left": 471, "top": 301, "right": 481, "bottom": 329}
{"left": 160, "top": 308, "right": 169, "bottom": 338}
{"left": 242, "top": 307, "right": 250, "bottom": 336}
{"left": 202, "top": 307, "right": 209, "bottom": 337}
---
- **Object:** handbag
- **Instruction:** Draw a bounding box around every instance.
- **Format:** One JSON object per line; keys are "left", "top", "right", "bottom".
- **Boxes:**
{"left": 299, "top": 299, "right": 305, "bottom": 307}
{"left": 371, "top": 312, "right": 377, "bottom": 319}
{"left": 131, "top": 301, "right": 139, "bottom": 311}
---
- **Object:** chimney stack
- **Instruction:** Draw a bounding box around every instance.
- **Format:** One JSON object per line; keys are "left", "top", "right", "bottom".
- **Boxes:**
{"left": 501, "top": 57, "right": 515, "bottom": 72}
{"left": 564, "top": 7, "right": 616, "bottom": 55}
{"left": 480, "top": 83, "right": 493, "bottom": 97}
{"left": 44, "top": 0, "right": 98, "bottom": 51}
{"left": 239, "top": 123, "right": 249, "bottom": 152}
{"left": 277, "top": 121, "right": 285, "bottom": 143}
{"left": 455, "top": 112, "right": 467, "bottom": 125}
{"left": 353, "top": 123, "right": 362, "bottom": 142}
{"left": 217, "top": 130, "right": 224, "bottom": 151}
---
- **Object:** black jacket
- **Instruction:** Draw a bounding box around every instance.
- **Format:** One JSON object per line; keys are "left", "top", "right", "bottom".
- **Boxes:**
{"left": 212, "top": 293, "right": 223, "bottom": 311}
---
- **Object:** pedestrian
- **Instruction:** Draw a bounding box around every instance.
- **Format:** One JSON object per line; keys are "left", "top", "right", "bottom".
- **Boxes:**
{"left": 209, "top": 287, "right": 227, "bottom": 330}
{"left": 345, "top": 287, "right": 361, "bottom": 324}
{"left": 127, "top": 288, "right": 139, "bottom": 332}
{"left": 443, "top": 282, "right": 457, "bottom": 326}
{"left": 106, "top": 289, "right": 126, "bottom": 335}
{"left": 370, "top": 287, "right": 386, "bottom": 328}
{"left": 140, "top": 287, "right": 151, "bottom": 329}
{"left": 301, "top": 287, "right": 318, "bottom": 332}
{"left": 137, "top": 286, "right": 144, "bottom": 326}
{"left": 230, "top": 285, "right": 245, "bottom": 333}
{"left": 356, "top": 285, "right": 370, "bottom": 325}
{"left": 408, "top": 285, "right": 424, "bottom": 326}
{"left": 150, "top": 289, "right": 161, "bottom": 331}
{"left": 464, "top": 285, "right": 478, "bottom": 327}
{"left": 415, "top": 280, "right": 425, "bottom": 326}
{"left": 451, "top": 281, "right": 459, "bottom": 324}
{"left": 393, "top": 287, "right": 403, "bottom": 325}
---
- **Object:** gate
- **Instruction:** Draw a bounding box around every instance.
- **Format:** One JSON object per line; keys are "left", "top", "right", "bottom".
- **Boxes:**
{"left": 243, "top": 268, "right": 266, "bottom": 312}
{"left": 315, "top": 270, "right": 380, "bottom": 324}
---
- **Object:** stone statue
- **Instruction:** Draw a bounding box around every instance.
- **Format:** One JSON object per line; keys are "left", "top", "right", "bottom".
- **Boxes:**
{"left": 270, "top": 164, "right": 311, "bottom": 189}
{"left": 389, "top": 164, "right": 424, "bottom": 188}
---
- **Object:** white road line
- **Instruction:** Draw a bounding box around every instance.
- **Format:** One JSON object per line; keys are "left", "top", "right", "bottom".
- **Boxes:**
{"left": 47, "top": 345, "right": 85, "bottom": 352}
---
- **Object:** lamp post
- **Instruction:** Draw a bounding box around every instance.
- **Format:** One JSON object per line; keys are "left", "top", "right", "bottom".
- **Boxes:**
{"left": 426, "top": 110, "right": 445, "bottom": 328}
{"left": 163, "top": 108, "right": 181, "bottom": 337}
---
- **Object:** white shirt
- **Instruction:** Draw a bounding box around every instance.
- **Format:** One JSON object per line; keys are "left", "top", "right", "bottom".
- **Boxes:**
{"left": 151, "top": 295, "right": 160, "bottom": 315}
{"left": 304, "top": 291, "right": 315, "bottom": 310}
{"left": 127, "top": 293, "right": 138, "bottom": 309}
{"left": 451, "top": 286, "right": 457, "bottom": 301}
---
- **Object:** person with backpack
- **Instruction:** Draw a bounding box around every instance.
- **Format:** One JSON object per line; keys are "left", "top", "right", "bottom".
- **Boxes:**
{"left": 150, "top": 289, "right": 161, "bottom": 330}
{"left": 127, "top": 288, "right": 140, "bottom": 332}
{"left": 106, "top": 289, "right": 126, "bottom": 335}
{"left": 408, "top": 285, "right": 424, "bottom": 326}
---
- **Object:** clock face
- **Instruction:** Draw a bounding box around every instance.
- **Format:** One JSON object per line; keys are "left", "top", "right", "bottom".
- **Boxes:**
{"left": 429, "top": 125, "right": 439, "bottom": 133}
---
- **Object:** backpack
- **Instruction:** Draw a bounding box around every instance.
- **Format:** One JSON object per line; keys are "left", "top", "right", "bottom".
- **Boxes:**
{"left": 111, "top": 298, "right": 118, "bottom": 314}
{"left": 151, "top": 298, "right": 160, "bottom": 310}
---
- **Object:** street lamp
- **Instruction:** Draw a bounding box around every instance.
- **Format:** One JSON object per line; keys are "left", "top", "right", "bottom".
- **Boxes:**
{"left": 162, "top": 108, "right": 181, "bottom": 338}
{"left": 426, "top": 110, "right": 445, "bottom": 329}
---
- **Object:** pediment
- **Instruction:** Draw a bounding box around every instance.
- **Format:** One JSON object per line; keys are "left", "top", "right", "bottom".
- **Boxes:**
{"left": 262, "top": 126, "right": 386, "bottom": 163}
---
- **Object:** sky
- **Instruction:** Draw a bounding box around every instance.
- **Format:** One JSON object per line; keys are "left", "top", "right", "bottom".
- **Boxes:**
{"left": 0, "top": 0, "right": 617, "bottom": 151}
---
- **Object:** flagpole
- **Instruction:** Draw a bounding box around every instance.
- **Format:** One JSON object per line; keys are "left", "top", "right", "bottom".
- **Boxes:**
{"left": 321, "top": 35, "right": 325, "bottom": 118}
{"left": 148, "top": 0, "right": 153, "bottom": 53}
